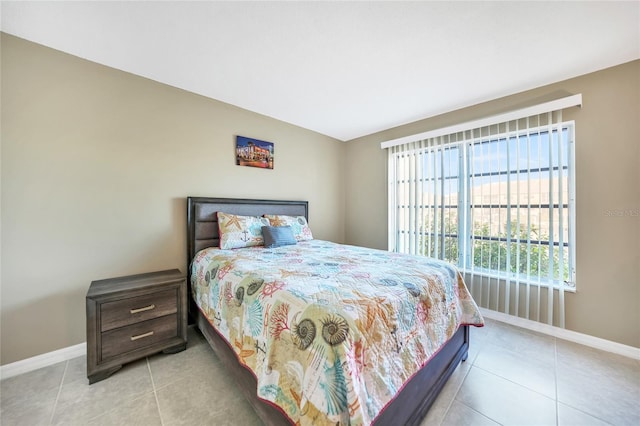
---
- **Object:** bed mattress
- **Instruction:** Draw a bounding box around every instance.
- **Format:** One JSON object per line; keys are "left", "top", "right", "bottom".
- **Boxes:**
{"left": 191, "top": 240, "right": 483, "bottom": 425}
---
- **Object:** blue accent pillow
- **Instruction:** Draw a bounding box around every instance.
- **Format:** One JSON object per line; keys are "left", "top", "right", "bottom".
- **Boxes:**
{"left": 262, "top": 226, "right": 297, "bottom": 248}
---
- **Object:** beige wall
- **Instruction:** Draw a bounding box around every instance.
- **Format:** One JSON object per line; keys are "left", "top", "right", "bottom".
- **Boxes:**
{"left": 2, "top": 33, "right": 638, "bottom": 365}
{"left": 0, "top": 34, "right": 346, "bottom": 364}
{"left": 346, "top": 60, "right": 640, "bottom": 348}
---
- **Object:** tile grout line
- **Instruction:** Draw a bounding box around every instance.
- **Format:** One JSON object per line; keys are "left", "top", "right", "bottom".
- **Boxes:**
{"left": 471, "top": 363, "right": 556, "bottom": 402}
{"left": 436, "top": 335, "right": 485, "bottom": 426}
{"left": 451, "top": 400, "right": 503, "bottom": 426}
{"left": 436, "top": 364, "right": 473, "bottom": 426}
{"left": 147, "top": 357, "right": 165, "bottom": 426}
{"left": 550, "top": 345, "right": 615, "bottom": 426}
{"left": 48, "top": 359, "right": 69, "bottom": 425}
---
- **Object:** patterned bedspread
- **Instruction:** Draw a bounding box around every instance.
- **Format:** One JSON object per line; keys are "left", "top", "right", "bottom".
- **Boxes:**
{"left": 191, "top": 240, "right": 483, "bottom": 425}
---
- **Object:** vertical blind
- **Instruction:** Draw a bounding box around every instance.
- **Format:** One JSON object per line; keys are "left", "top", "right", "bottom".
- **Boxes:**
{"left": 384, "top": 96, "right": 580, "bottom": 327}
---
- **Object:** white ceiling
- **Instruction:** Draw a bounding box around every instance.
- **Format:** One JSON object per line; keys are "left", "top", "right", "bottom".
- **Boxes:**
{"left": 2, "top": 1, "right": 639, "bottom": 141}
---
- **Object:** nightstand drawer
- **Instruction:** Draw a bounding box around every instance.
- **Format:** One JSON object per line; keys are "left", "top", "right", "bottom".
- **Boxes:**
{"left": 101, "top": 314, "right": 178, "bottom": 359}
{"left": 100, "top": 288, "right": 177, "bottom": 332}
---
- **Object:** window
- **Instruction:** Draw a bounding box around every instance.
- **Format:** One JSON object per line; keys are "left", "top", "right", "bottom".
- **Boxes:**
{"left": 388, "top": 117, "right": 576, "bottom": 289}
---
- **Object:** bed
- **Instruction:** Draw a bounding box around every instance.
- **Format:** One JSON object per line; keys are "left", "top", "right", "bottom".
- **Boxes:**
{"left": 186, "top": 197, "right": 483, "bottom": 425}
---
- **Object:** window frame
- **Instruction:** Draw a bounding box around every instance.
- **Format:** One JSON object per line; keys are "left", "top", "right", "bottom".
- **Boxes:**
{"left": 389, "top": 120, "right": 576, "bottom": 290}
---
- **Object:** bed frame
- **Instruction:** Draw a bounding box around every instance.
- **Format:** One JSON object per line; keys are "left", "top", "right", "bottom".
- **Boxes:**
{"left": 186, "top": 196, "right": 469, "bottom": 426}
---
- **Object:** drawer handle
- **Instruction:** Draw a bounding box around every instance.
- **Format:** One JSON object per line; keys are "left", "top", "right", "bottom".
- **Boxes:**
{"left": 130, "top": 331, "right": 154, "bottom": 341}
{"left": 130, "top": 304, "right": 155, "bottom": 314}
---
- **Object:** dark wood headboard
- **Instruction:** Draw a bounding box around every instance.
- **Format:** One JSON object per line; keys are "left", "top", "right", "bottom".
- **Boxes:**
{"left": 186, "top": 197, "right": 309, "bottom": 262}
{"left": 186, "top": 197, "right": 309, "bottom": 316}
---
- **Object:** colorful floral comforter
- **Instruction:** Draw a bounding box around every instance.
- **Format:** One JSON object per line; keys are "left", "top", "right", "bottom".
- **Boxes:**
{"left": 191, "top": 240, "right": 484, "bottom": 425}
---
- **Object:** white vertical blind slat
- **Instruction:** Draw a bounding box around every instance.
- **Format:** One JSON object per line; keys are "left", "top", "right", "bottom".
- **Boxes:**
{"left": 525, "top": 116, "right": 532, "bottom": 320}
{"left": 514, "top": 120, "right": 522, "bottom": 315}
{"left": 388, "top": 144, "right": 395, "bottom": 251}
{"left": 556, "top": 110, "right": 566, "bottom": 328}
{"left": 403, "top": 146, "right": 410, "bottom": 253}
{"left": 418, "top": 139, "right": 425, "bottom": 256}
{"left": 446, "top": 134, "right": 452, "bottom": 263}
{"left": 434, "top": 138, "right": 440, "bottom": 258}
{"left": 478, "top": 131, "right": 487, "bottom": 307}
{"left": 505, "top": 120, "right": 512, "bottom": 316}
{"left": 568, "top": 117, "right": 577, "bottom": 289}
{"left": 536, "top": 115, "right": 543, "bottom": 322}
{"left": 546, "top": 112, "right": 555, "bottom": 325}
{"left": 514, "top": 118, "right": 521, "bottom": 318}
{"left": 462, "top": 131, "right": 472, "bottom": 295}
{"left": 409, "top": 143, "right": 416, "bottom": 255}
{"left": 489, "top": 125, "right": 499, "bottom": 312}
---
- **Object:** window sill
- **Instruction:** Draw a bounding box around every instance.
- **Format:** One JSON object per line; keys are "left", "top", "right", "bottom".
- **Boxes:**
{"left": 459, "top": 268, "right": 576, "bottom": 293}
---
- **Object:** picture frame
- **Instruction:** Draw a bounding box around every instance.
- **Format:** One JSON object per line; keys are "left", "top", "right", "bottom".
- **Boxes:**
{"left": 235, "top": 136, "right": 274, "bottom": 169}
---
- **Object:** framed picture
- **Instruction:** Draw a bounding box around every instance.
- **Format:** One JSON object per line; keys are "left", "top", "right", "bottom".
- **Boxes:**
{"left": 235, "top": 136, "right": 274, "bottom": 169}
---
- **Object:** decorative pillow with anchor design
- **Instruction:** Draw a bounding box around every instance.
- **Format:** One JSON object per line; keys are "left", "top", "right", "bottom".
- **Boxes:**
{"left": 217, "top": 212, "right": 271, "bottom": 249}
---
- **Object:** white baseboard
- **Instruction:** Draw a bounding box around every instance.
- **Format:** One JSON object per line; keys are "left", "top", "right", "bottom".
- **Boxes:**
{"left": 479, "top": 308, "right": 640, "bottom": 360}
{"left": 0, "top": 342, "right": 87, "bottom": 380}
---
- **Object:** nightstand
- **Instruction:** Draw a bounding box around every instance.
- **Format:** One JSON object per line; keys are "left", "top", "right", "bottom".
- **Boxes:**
{"left": 86, "top": 269, "right": 187, "bottom": 384}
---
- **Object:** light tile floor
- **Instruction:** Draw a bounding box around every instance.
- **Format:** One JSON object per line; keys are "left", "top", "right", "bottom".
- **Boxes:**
{"left": 1, "top": 319, "right": 638, "bottom": 425}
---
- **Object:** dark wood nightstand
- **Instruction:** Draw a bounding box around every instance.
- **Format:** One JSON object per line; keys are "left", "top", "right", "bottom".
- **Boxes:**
{"left": 86, "top": 269, "right": 187, "bottom": 384}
